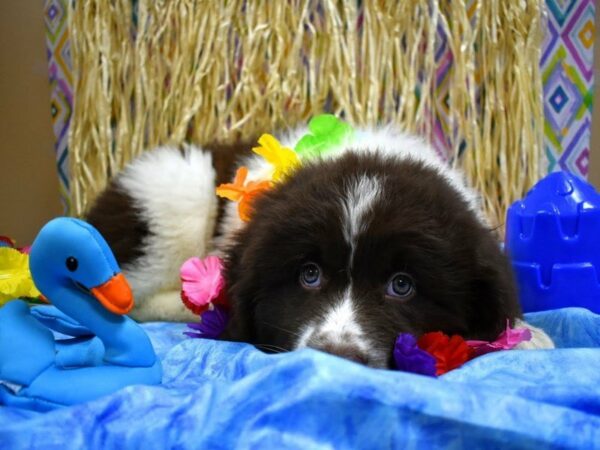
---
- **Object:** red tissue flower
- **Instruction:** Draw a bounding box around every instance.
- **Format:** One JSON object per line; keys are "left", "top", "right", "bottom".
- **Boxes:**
{"left": 417, "top": 332, "right": 472, "bottom": 376}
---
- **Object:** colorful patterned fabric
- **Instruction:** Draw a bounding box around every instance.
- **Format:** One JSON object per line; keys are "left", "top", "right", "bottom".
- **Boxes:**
{"left": 432, "top": 0, "right": 596, "bottom": 177}
{"left": 44, "top": 1, "right": 596, "bottom": 211}
{"left": 542, "top": 0, "right": 595, "bottom": 177}
{"left": 44, "top": 0, "right": 72, "bottom": 213}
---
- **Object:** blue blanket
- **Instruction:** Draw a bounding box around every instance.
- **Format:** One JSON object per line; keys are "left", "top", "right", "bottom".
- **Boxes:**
{"left": 1, "top": 308, "right": 599, "bottom": 449}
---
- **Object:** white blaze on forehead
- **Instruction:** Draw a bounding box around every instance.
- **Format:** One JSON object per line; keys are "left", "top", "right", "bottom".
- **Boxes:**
{"left": 297, "top": 125, "right": 486, "bottom": 224}
{"left": 341, "top": 175, "right": 382, "bottom": 262}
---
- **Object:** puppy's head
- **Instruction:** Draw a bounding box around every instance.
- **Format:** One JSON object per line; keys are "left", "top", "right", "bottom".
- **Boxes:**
{"left": 223, "top": 152, "right": 520, "bottom": 368}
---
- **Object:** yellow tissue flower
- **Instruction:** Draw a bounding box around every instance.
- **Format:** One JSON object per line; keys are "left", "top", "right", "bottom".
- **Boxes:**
{"left": 0, "top": 248, "right": 41, "bottom": 305}
{"left": 252, "top": 134, "right": 300, "bottom": 182}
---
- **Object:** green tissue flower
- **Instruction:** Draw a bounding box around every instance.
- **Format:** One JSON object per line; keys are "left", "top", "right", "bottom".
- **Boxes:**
{"left": 295, "top": 114, "right": 355, "bottom": 160}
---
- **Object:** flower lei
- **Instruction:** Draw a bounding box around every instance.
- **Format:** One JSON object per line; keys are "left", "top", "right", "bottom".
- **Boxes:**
{"left": 180, "top": 114, "right": 533, "bottom": 376}
{"left": 0, "top": 236, "right": 42, "bottom": 306}
{"left": 394, "top": 324, "right": 532, "bottom": 377}
{"left": 215, "top": 114, "right": 354, "bottom": 222}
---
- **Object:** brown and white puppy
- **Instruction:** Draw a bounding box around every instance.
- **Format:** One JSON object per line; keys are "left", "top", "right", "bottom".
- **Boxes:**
{"left": 87, "top": 127, "right": 553, "bottom": 368}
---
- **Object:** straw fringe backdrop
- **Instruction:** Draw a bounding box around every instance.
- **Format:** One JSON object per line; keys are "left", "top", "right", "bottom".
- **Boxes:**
{"left": 66, "top": 0, "right": 545, "bottom": 230}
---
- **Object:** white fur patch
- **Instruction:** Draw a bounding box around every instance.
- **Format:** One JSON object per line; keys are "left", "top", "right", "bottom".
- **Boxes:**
{"left": 341, "top": 175, "right": 382, "bottom": 264}
{"left": 514, "top": 319, "right": 555, "bottom": 350}
{"left": 295, "top": 288, "right": 388, "bottom": 367}
{"left": 117, "top": 145, "right": 217, "bottom": 321}
{"left": 295, "top": 289, "right": 364, "bottom": 348}
{"left": 130, "top": 289, "right": 197, "bottom": 322}
{"left": 317, "top": 291, "right": 364, "bottom": 341}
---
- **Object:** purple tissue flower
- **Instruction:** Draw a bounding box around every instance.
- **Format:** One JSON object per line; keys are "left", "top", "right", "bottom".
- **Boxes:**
{"left": 185, "top": 304, "right": 230, "bottom": 339}
{"left": 393, "top": 333, "right": 437, "bottom": 377}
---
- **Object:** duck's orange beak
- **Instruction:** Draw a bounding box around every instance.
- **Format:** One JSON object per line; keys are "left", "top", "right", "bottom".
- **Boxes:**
{"left": 91, "top": 273, "right": 134, "bottom": 315}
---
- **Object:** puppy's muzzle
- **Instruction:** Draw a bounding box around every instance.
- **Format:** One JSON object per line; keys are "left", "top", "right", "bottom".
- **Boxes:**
{"left": 315, "top": 342, "right": 369, "bottom": 365}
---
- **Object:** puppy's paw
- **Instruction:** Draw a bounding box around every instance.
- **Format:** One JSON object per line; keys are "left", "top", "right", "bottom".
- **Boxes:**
{"left": 514, "top": 319, "right": 555, "bottom": 350}
{"left": 130, "top": 289, "right": 198, "bottom": 323}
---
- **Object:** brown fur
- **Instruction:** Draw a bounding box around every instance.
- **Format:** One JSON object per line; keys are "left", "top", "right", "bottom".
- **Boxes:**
{"left": 222, "top": 152, "right": 521, "bottom": 367}
{"left": 86, "top": 186, "right": 149, "bottom": 267}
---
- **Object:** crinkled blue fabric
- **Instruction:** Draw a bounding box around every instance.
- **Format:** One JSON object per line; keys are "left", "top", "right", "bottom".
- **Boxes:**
{"left": 1, "top": 308, "right": 599, "bottom": 449}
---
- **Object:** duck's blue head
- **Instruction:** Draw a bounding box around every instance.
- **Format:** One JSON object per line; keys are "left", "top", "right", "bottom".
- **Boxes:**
{"left": 29, "top": 217, "right": 134, "bottom": 315}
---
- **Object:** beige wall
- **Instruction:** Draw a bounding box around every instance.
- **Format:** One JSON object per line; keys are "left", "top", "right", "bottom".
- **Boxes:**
{"left": 590, "top": 4, "right": 600, "bottom": 190}
{"left": 0, "top": 2, "right": 62, "bottom": 245}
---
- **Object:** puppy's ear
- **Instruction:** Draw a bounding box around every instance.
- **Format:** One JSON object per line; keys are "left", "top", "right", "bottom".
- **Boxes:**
{"left": 467, "top": 234, "right": 522, "bottom": 341}
{"left": 220, "top": 231, "right": 258, "bottom": 342}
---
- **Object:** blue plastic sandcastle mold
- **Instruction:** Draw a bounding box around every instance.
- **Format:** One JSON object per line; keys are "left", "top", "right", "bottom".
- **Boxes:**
{"left": 505, "top": 171, "right": 600, "bottom": 314}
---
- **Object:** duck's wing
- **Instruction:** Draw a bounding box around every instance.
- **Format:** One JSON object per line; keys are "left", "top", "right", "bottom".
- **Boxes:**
{"left": 30, "top": 306, "right": 93, "bottom": 337}
{"left": 30, "top": 306, "right": 104, "bottom": 368}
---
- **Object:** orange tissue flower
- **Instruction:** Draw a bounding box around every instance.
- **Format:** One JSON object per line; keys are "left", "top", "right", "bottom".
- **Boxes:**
{"left": 216, "top": 166, "right": 272, "bottom": 222}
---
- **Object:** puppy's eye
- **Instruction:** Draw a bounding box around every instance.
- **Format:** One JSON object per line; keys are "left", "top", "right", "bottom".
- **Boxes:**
{"left": 300, "top": 263, "right": 322, "bottom": 289}
{"left": 386, "top": 273, "right": 414, "bottom": 299}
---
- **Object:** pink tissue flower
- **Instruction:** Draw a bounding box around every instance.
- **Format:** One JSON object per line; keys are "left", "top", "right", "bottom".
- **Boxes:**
{"left": 180, "top": 256, "right": 226, "bottom": 315}
{"left": 466, "top": 321, "right": 532, "bottom": 357}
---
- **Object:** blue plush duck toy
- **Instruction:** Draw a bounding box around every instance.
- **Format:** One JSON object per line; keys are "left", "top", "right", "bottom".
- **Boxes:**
{"left": 0, "top": 218, "right": 161, "bottom": 411}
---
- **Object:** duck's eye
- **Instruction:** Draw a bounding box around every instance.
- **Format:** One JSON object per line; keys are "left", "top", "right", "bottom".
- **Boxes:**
{"left": 300, "top": 263, "right": 322, "bottom": 289}
{"left": 66, "top": 257, "right": 78, "bottom": 272}
{"left": 386, "top": 273, "right": 415, "bottom": 299}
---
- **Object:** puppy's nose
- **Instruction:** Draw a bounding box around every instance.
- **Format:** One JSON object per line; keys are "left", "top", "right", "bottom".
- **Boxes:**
{"left": 316, "top": 342, "right": 369, "bottom": 365}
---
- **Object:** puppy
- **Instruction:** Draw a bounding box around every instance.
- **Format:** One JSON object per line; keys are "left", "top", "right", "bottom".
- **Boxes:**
{"left": 87, "top": 126, "right": 553, "bottom": 368}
